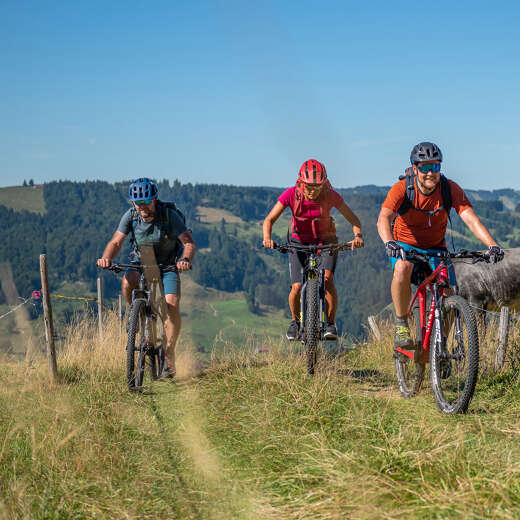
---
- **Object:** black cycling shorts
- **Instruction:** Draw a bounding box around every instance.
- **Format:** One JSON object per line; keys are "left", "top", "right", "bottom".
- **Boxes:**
{"left": 288, "top": 245, "right": 338, "bottom": 285}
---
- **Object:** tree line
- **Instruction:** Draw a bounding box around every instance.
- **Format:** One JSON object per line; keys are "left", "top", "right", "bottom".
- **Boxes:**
{"left": 2, "top": 180, "right": 520, "bottom": 337}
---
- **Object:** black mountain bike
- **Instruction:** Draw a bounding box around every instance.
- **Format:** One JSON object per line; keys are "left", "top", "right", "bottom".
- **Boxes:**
{"left": 105, "top": 263, "right": 173, "bottom": 391}
{"left": 273, "top": 241, "right": 353, "bottom": 375}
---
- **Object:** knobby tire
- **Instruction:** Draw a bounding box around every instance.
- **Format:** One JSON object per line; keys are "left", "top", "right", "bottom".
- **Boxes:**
{"left": 430, "top": 295, "right": 479, "bottom": 414}
{"left": 305, "top": 277, "right": 320, "bottom": 375}
{"left": 126, "top": 298, "right": 147, "bottom": 391}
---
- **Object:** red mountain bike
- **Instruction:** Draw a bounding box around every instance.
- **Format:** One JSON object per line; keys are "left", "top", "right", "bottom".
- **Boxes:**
{"left": 394, "top": 248, "right": 492, "bottom": 414}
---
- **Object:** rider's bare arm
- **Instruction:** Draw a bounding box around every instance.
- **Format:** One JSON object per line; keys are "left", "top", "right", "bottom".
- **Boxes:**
{"left": 337, "top": 202, "right": 364, "bottom": 249}
{"left": 176, "top": 230, "right": 196, "bottom": 271}
{"left": 262, "top": 201, "right": 285, "bottom": 249}
{"left": 97, "top": 231, "right": 127, "bottom": 268}
{"left": 459, "top": 207, "right": 499, "bottom": 248}
{"left": 376, "top": 207, "right": 397, "bottom": 243}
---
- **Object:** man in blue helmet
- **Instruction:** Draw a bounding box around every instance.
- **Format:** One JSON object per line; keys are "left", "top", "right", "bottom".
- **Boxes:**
{"left": 97, "top": 178, "right": 196, "bottom": 379}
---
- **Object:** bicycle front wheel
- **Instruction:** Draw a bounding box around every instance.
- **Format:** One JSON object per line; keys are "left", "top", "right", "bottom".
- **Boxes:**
{"left": 430, "top": 295, "right": 479, "bottom": 414}
{"left": 304, "top": 277, "right": 320, "bottom": 375}
{"left": 394, "top": 306, "right": 425, "bottom": 398}
{"left": 126, "top": 299, "right": 147, "bottom": 390}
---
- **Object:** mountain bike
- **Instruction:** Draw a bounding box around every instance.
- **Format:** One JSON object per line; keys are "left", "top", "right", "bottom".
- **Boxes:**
{"left": 394, "top": 249, "right": 492, "bottom": 414}
{"left": 104, "top": 263, "right": 173, "bottom": 391}
{"left": 273, "top": 241, "right": 354, "bottom": 375}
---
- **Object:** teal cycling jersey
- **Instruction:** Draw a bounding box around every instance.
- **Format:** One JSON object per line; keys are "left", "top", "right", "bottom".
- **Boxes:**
{"left": 118, "top": 207, "right": 187, "bottom": 265}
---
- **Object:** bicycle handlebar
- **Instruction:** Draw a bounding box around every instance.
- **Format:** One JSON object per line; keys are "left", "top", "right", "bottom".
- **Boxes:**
{"left": 402, "top": 248, "right": 491, "bottom": 264}
{"left": 100, "top": 263, "right": 180, "bottom": 274}
{"left": 270, "top": 241, "right": 355, "bottom": 255}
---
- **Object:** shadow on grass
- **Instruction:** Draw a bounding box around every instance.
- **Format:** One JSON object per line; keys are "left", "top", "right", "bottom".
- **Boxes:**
{"left": 345, "top": 368, "right": 395, "bottom": 389}
{"left": 58, "top": 364, "right": 126, "bottom": 388}
{"left": 58, "top": 365, "right": 85, "bottom": 385}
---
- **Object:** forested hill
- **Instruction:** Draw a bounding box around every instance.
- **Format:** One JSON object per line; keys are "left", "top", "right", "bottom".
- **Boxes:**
{"left": 2, "top": 180, "right": 520, "bottom": 337}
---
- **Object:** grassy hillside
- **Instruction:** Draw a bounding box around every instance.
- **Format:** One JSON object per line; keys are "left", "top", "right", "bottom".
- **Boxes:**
{"left": 0, "top": 185, "right": 45, "bottom": 214}
{"left": 2, "top": 314, "right": 520, "bottom": 518}
{"left": 180, "top": 276, "right": 288, "bottom": 351}
{"left": 0, "top": 274, "right": 288, "bottom": 359}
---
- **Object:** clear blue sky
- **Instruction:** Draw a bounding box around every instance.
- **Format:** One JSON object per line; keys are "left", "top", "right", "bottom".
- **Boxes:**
{"left": 1, "top": 1, "right": 519, "bottom": 190}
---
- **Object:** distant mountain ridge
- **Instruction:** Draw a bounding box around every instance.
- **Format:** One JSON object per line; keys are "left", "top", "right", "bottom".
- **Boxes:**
{"left": 339, "top": 185, "right": 520, "bottom": 210}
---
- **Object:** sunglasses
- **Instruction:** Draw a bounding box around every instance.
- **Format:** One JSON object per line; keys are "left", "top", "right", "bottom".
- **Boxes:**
{"left": 304, "top": 183, "right": 323, "bottom": 190}
{"left": 134, "top": 199, "right": 155, "bottom": 206}
{"left": 417, "top": 163, "right": 441, "bottom": 174}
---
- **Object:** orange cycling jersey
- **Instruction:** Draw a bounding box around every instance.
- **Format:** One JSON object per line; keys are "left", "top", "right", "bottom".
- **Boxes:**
{"left": 382, "top": 177, "right": 472, "bottom": 249}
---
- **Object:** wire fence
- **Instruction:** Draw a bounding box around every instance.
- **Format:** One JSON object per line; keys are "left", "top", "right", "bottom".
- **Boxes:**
{"left": 0, "top": 276, "right": 123, "bottom": 364}
{"left": 0, "top": 295, "right": 36, "bottom": 322}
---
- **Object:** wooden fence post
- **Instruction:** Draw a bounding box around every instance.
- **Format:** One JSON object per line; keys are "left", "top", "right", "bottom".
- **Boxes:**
{"left": 495, "top": 306, "right": 511, "bottom": 371}
{"left": 97, "top": 277, "right": 103, "bottom": 343}
{"left": 118, "top": 294, "right": 122, "bottom": 340}
{"left": 39, "top": 254, "right": 58, "bottom": 382}
{"left": 367, "top": 315, "right": 382, "bottom": 341}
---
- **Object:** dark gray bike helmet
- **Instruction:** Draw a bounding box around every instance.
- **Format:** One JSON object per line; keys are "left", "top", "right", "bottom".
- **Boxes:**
{"left": 410, "top": 142, "right": 443, "bottom": 164}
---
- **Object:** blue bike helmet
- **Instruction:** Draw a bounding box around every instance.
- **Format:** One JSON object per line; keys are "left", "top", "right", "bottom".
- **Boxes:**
{"left": 128, "top": 178, "right": 158, "bottom": 201}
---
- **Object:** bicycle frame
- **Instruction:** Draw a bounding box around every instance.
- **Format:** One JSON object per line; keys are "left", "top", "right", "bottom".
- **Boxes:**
{"left": 396, "top": 261, "right": 453, "bottom": 364}
{"left": 110, "top": 264, "right": 169, "bottom": 355}
{"left": 132, "top": 271, "right": 166, "bottom": 349}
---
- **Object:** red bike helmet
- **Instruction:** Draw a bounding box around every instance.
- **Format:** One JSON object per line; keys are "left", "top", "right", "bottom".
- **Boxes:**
{"left": 298, "top": 159, "right": 327, "bottom": 184}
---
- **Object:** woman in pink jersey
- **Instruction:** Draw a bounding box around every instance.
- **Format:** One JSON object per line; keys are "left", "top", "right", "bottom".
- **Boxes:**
{"left": 263, "top": 159, "right": 364, "bottom": 340}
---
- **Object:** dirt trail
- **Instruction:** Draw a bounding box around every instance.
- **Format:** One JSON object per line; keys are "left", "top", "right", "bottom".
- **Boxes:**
{"left": 149, "top": 345, "right": 277, "bottom": 520}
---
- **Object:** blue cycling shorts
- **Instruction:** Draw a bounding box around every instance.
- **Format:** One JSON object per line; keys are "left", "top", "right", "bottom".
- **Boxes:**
{"left": 125, "top": 267, "right": 180, "bottom": 296}
{"left": 389, "top": 242, "right": 457, "bottom": 286}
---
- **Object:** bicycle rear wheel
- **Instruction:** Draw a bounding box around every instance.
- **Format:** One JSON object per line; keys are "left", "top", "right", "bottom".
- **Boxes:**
{"left": 394, "top": 306, "right": 425, "bottom": 397}
{"left": 126, "top": 299, "right": 147, "bottom": 390}
{"left": 304, "top": 277, "right": 320, "bottom": 375}
{"left": 430, "top": 295, "right": 479, "bottom": 414}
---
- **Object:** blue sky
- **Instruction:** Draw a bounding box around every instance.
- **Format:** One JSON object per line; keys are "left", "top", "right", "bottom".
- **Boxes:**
{"left": 1, "top": 1, "right": 519, "bottom": 191}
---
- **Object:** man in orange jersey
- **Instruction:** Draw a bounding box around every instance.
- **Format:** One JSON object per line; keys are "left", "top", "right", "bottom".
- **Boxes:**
{"left": 377, "top": 142, "right": 503, "bottom": 348}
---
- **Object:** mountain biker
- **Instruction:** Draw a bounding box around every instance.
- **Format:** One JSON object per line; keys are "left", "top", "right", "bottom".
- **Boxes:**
{"left": 97, "top": 178, "right": 196, "bottom": 379}
{"left": 262, "top": 159, "right": 364, "bottom": 340}
{"left": 376, "top": 141, "right": 504, "bottom": 349}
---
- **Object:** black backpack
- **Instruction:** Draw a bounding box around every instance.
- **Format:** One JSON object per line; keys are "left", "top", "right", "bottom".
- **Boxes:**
{"left": 129, "top": 200, "right": 186, "bottom": 261}
{"left": 397, "top": 167, "right": 452, "bottom": 220}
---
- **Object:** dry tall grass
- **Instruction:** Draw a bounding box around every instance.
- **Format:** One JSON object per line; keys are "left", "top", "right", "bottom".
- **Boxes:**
{"left": 2, "top": 309, "right": 520, "bottom": 519}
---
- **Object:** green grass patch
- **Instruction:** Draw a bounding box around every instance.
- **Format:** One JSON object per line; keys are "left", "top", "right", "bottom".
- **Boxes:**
{"left": 188, "top": 298, "right": 287, "bottom": 351}
{"left": 0, "top": 186, "right": 46, "bottom": 214}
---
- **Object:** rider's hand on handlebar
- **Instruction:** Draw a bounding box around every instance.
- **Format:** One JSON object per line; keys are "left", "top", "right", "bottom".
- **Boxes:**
{"left": 487, "top": 245, "right": 504, "bottom": 264}
{"left": 352, "top": 236, "right": 364, "bottom": 250}
{"left": 97, "top": 258, "right": 112, "bottom": 269}
{"left": 177, "top": 258, "right": 192, "bottom": 271}
{"left": 384, "top": 240, "right": 403, "bottom": 258}
{"left": 262, "top": 238, "right": 274, "bottom": 249}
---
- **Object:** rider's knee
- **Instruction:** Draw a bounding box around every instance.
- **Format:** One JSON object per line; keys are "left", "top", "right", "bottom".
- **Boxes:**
{"left": 164, "top": 294, "right": 180, "bottom": 316}
{"left": 324, "top": 273, "right": 335, "bottom": 287}
{"left": 393, "top": 261, "right": 413, "bottom": 282}
{"left": 291, "top": 283, "right": 302, "bottom": 294}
